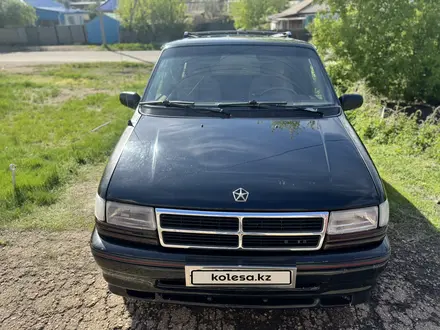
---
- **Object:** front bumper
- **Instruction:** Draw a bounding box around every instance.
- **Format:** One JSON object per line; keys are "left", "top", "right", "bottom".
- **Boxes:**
{"left": 90, "top": 228, "right": 390, "bottom": 308}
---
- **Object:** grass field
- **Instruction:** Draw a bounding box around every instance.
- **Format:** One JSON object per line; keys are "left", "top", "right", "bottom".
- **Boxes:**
{"left": 365, "top": 144, "right": 440, "bottom": 230}
{"left": 0, "top": 62, "right": 152, "bottom": 227}
{"left": 0, "top": 62, "right": 438, "bottom": 231}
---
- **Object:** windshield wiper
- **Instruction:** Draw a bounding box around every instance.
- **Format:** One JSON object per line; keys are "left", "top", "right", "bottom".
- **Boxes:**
{"left": 139, "top": 100, "right": 195, "bottom": 108}
{"left": 217, "top": 100, "right": 324, "bottom": 115}
{"left": 218, "top": 100, "right": 288, "bottom": 108}
{"left": 279, "top": 106, "right": 324, "bottom": 116}
{"left": 139, "top": 100, "right": 231, "bottom": 117}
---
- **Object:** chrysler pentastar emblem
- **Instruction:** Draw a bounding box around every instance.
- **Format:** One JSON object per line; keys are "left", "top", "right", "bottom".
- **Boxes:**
{"left": 233, "top": 188, "right": 249, "bottom": 202}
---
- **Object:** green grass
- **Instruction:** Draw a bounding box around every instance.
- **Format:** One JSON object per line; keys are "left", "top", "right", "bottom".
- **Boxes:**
{"left": 346, "top": 85, "right": 440, "bottom": 230}
{"left": 7, "top": 163, "right": 105, "bottom": 231}
{"left": 366, "top": 144, "right": 440, "bottom": 229}
{"left": 0, "top": 62, "right": 152, "bottom": 227}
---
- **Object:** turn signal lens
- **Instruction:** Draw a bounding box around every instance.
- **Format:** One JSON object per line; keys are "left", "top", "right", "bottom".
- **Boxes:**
{"left": 379, "top": 200, "right": 389, "bottom": 227}
{"left": 94, "top": 194, "right": 106, "bottom": 221}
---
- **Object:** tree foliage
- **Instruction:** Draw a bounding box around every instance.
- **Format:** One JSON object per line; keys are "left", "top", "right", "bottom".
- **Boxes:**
{"left": 118, "top": 0, "right": 186, "bottom": 34}
{"left": 0, "top": 0, "right": 36, "bottom": 28}
{"left": 87, "top": 3, "right": 99, "bottom": 21}
{"left": 204, "top": 0, "right": 226, "bottom": 20}
{"left": 310, "top": 0, "right": 440, "bottom": 104}
{"left": 230, "top": 0, "right": 288, "bottom": 30}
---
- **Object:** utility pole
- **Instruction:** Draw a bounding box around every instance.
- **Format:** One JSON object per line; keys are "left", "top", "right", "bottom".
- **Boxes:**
{"left": 96, "top": 0, "right": 107, "bottom": 46}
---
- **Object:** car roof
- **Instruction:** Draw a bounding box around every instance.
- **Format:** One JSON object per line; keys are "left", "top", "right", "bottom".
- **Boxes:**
{"left": 163, "top": 36, "right": 316, "bottom": 50}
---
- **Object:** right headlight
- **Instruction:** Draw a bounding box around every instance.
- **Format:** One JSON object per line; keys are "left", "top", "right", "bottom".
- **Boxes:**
{"left": 327, "top": 206, "right": 378, "bottom": 235}
{"left": 106, "top": 201, "right": 157, "bottom": 230}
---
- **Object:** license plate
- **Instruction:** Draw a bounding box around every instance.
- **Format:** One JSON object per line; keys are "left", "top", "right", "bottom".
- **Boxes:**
{"left": 185, "top": 266, "right": 296, "bottom": 287}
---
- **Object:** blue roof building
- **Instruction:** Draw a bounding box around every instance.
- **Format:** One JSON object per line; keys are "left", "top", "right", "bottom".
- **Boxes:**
{"left": 23, "top": 0, "right": 87, "bottom": 26}
{"left": 98, "top": 0, "right": 118, "bottom": 12}
{"left": 86, "top": 13, "right": 120, "bottom": 44}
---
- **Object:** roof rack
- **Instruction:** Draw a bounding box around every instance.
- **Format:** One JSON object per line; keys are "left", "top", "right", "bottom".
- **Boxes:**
{"left": 183, "top": 30, "right": 293, "bottom": 39}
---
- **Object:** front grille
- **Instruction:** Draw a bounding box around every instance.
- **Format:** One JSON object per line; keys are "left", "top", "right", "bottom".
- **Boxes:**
{"left": 242, "top": 235, "right": 321, "bottom": 248}
{"left": 157, "top": 209, "right": 328, "bottom": 251}
{"left": 243, "top": 218, "right": 323, "bottom": 232}
{"left": 162, "top": 232, "right": 239, "bottom": 248}
{"left": 160, "top": 214, "right": 239, "bottom": 231}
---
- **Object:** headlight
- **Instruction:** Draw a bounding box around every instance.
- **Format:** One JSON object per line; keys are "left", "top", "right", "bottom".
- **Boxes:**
{"left": 106, "top": 201, "right": 157, "bottom": 230}
{"left": 379, "top": 200, "right": 389, "bottom": 227}
{"left": 328, "top": 206, "right": 378, "bottom": 234}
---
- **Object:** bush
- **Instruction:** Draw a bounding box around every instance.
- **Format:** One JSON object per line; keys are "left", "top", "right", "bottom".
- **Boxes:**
{"left": 230, "top": 0, "right": 289, "bottom": 30}
{"left": 310, "top": 0, "right": 440, "bottom": 104}
{"left": 346, "top": 84, "right": 440, "bottom": 162}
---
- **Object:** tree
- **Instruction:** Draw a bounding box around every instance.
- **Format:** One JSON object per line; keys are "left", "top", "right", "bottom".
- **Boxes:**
{"left": 230, "top": 0, "right": 288, "bottom": 30}
{"left": 204, "top": 0, "right": 226, "bottom": 20}
{"left": 310, "top": 0, "right": 440, "bottom": 104}
{"left": 118, "top": 0, "right": 186, "bottom": 33}
{"left": 148, "top": 0, "right": 186, "bottom": 29}
{"left": 87, "top": 3, "right": 99, "bottom": 21}
{"left": 0, "top": 0, "right": 36, "bottom": 28}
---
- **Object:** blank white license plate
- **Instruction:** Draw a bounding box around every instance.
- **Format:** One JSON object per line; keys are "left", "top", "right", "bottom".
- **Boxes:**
{"left": 185, "top": 266, "right": 296, "bottom": 287}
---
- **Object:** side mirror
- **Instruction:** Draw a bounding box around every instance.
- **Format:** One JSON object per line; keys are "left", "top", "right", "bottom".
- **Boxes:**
{"left": 119, "top": 92, "right": 141, "bottom": 109}
{"left": 339, "top": 94, "right": 364, "bottom": 111}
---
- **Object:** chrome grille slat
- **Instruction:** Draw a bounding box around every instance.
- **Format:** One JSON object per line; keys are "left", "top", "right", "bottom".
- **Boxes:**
{"left": 243, "top": 217, "right": 323, "bottom": 232}
{"left": 163, "top": 232, "right": 239, "bottom": 248}
{"left": 156, "top": 208, "right": 329, "bottom": 251}
{"left": 160, "top": 214, "right": 239, "bottom": 231}
{"left": 242, "top": 235, "right": 321, "bottom": 249}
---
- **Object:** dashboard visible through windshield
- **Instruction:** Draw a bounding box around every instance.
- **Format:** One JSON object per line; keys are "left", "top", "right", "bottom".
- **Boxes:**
{"left": 144, "top": 45, "right": 336, "bottom": 107}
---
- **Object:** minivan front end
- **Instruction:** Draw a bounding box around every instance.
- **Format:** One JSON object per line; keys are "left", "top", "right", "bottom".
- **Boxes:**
{"left": 91, "top": 115, "right": 390, "bottom": 308}
{"left": 90, "top": 34, "right": 390, "bottom": 308}
{"left": 91, "top": 203, "right": 390, "bottom": 308}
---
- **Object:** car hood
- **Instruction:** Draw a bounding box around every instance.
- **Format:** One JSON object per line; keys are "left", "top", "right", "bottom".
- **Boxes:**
{"left": 107, "top": 115, "right": 380, "bottom": 211}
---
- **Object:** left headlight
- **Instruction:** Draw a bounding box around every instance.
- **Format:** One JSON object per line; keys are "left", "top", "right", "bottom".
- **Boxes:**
{"left": 327, "top": 206, "right": 378, "bottom": 235}
{"left": 106, "top": 201, "right": 157, "bottom": 230}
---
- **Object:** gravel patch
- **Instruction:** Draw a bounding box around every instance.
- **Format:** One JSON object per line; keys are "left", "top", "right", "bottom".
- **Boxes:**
{"left": 1, "top": 227, "right": 439, "bottom": 330}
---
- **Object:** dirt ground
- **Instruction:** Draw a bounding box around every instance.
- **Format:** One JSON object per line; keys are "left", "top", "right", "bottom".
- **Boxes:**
{"left": 1, "top": 219, "right": 439, "bottom": 330}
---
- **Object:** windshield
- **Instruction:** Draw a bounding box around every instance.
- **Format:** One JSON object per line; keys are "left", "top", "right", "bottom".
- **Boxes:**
{"left": 144, "top": 44, "right": 335, "bottom": 106}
